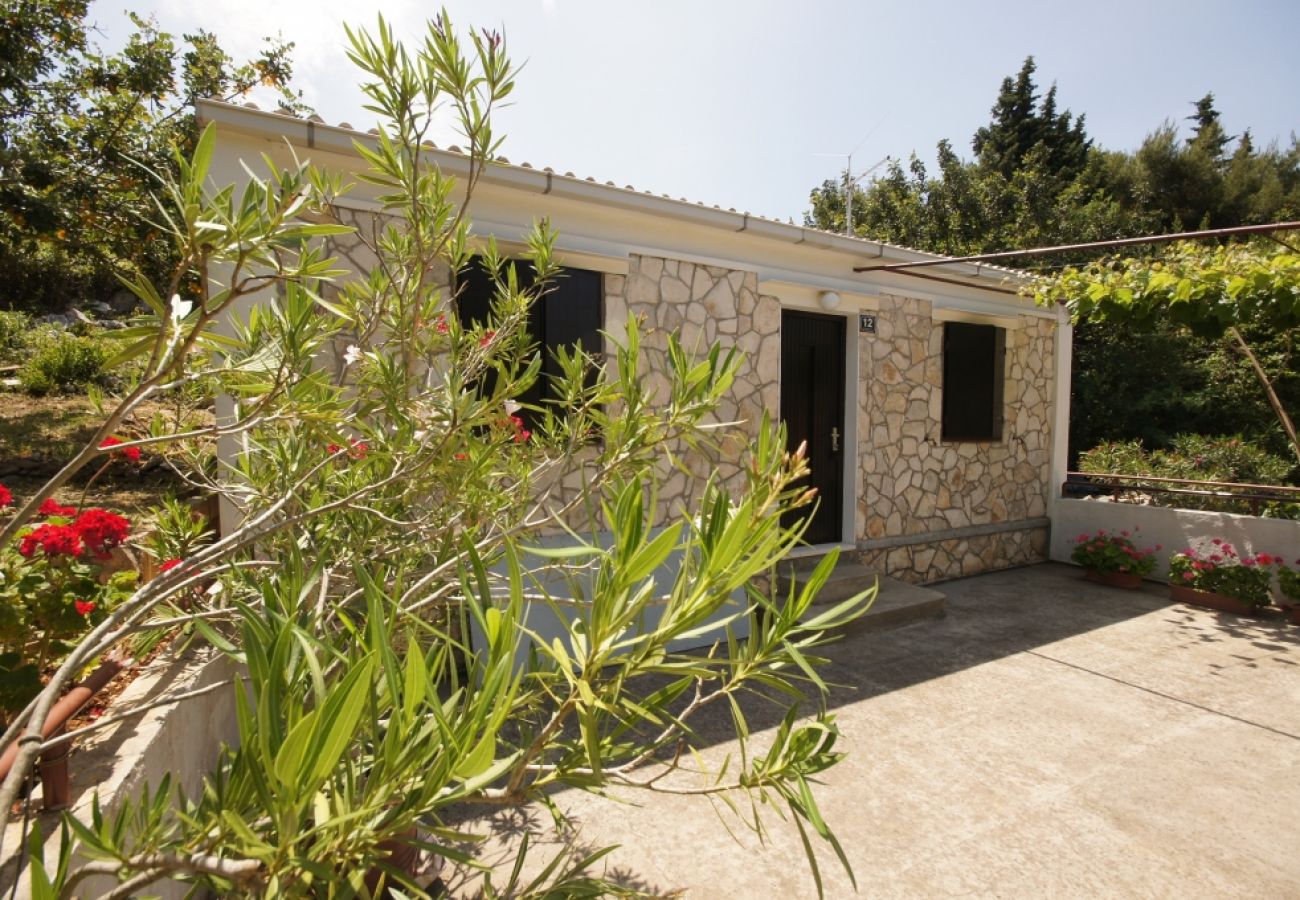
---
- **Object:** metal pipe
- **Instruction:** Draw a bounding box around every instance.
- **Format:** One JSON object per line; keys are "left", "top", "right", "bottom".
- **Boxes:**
{"left": 1066, "top": 471, "right": 1300, "bottom": 496}
{"left": 877, "top": 267, "right": 1021, "bottom": 296}
{"left": 854, "top": 221, "right": 1300, "bottom": 272}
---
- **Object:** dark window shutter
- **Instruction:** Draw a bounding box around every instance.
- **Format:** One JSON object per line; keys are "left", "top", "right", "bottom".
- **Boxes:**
{"left": 941, "top": 322, "right": 1005, "bottom": 442}
{"left": 454, "top": 259, "right": 602, "bottom": 428}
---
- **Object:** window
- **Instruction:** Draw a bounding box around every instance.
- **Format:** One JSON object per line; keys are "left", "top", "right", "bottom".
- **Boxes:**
{"left": 454, "top": 259, "right": 603, "bottom": 427}
{"left": 941, "top": 322, "right": 1005, "bottom": 442}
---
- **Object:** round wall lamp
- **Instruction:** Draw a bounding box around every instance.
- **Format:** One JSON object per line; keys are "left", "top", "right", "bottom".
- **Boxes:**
{"left": 819, "top": 290, "right": 841, "bottom": 310}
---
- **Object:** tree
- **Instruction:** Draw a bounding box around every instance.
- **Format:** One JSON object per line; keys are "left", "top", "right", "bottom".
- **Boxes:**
{"left": 972, "top": 57, "right": 1090, "bottom": 180}
{"left": 2, "top": 15, "right": 869, "bottom": 897}
{"left": 0, "top": 4, "right": 304, "bottom": 313}
{"left": 805, "top": 58, "right": 1300, "bottom": 465}
{"left": 1034, "top": 241, "right": 1300, "bottom": 467}
{"left": 807, "top": 57, "right": 1135, "bottom": 256}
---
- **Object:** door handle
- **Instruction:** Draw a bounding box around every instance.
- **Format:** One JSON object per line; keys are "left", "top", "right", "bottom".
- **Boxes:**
{"left": 831, "top": 426, "right": 840, "bottom": 453}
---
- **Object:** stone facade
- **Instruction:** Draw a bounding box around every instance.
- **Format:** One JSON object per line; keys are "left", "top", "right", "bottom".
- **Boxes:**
{"left": 313, "top": 218, "right": 1057, "bottom": 583}
{"left": 855, "top": 296, "right": 1055, "bottom": 583}
{"left": 613, "top": 254, "right": 781, "bottom": 518}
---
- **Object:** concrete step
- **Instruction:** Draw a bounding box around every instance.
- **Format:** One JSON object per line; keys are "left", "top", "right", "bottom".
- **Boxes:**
{"left": 776, "top": 555, "right": 946, "bottom": 634}
{"left": 854, "top": 577, "right": 946, "bottom": 634}
{"left": 776, "top": 559, "right": 879, "bottom": 605}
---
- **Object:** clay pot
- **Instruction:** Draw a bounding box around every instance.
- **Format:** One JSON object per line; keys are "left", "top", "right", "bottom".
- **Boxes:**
{"left": 1169, "top": 584, "right": 1261, "bottom": 616}
{"left": 1084, "top": 570, "right": 1143, "bottom": 590}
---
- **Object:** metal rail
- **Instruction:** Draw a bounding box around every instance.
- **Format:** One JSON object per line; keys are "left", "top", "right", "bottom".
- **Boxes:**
{"left": 1063, "top": 471, "right": 1300, "bottom": 517}
{"left": 854, "top": 221, "right": 1300, "bottom": 272}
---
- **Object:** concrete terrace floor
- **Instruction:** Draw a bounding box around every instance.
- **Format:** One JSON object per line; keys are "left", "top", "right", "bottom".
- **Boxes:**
{"left": 450, "top": 562, "right": 1300, "bottom": 898}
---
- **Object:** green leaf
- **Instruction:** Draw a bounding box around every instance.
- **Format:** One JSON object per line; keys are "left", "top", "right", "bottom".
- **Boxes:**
{"left": 453, "top": 728, "right": 496, "bottom": 779}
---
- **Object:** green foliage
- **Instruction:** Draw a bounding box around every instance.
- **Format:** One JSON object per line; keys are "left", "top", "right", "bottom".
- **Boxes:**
{"left": 144, "top": 497, "right": 212, "bottom": 561}
{"left": 804, "top": 59, "right": 1300, "bottom": 467}
{"left": 1038, "top": 241, "right": 1300, "bottom": 466}
{"left": 1278, "top": 564, "right": 1300, "bottom": 603}
{"left": 972, "top": 56, "right": 1091, "bottom": 180}
{"left": 0, "top": 499, "right": 137, "bottom": 714}
{"left": 1078, "top": 436, "right": 1296, "bottom": 513}
{"left": 1039, "top": 243, "right": 1300, "bottom": 338}
{"left": 0, "top": 309, "right": 31, "bottom": 363}
{"left": 18, "top": 332, "right": 110, "bottom": 395}
{"left": 1070, "top": 319, "right": 1300, "bottom": 464}
{"left": 4, "top": 14, "right": 871, "bottom": 897}
{"left": 0, "top": 5, "right": 306, "bottom": 313}
{"left": 1069, "top": 528, "right": 1159, "bottom": 577}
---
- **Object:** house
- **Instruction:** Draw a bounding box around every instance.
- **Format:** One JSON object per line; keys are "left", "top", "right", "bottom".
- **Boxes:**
{"left": 199, "top": 98, "right": 1070, "bottom": 586}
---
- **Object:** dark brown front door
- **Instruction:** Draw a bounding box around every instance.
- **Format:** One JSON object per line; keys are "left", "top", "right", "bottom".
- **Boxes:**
{"left": 780, "top": 310, "right": 845, "bottom": 545}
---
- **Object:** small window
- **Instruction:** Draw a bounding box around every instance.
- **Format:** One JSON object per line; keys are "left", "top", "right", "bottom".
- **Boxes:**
{"left": 454, "top": 259, "right": 603, "bottom": 427}
{"left": 941, "top": 322, "right": 1005, "bottom": 442}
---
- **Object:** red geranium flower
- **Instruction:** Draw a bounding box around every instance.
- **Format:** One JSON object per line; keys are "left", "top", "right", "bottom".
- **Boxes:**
{"left": 99, "top": 436, "right": 142, "bottom": 462}
{"left": 39, "top": 498, "right": 77, "bottom": 518}
{"left": 479, "top": 330, "right": 496, "bottom": 347}
{"left": 0, "top": 483, "right": 11, "bottom": 507}
{"left": 436, "top": 314, "right": 449, "bottom": 334}
{"left": 73, "top": 508, "right": 131, "bottom": 556}
{"left": 159, "top": 558, "right": 183, "bottom": 573}
{"left": 74, "top": 599, "right": 96, "bottom": 617}
{"left": 20, "top": 523, "right": 82, "bottom": 557}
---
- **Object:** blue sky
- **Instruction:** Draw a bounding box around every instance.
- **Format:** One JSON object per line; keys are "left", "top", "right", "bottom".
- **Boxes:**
{"left": 90, "top": 0, "right": 1300, "bottom": 225}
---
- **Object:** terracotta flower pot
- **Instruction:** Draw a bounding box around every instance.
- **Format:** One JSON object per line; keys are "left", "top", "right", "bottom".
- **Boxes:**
{"left": 1277, "top": 599, "right": 1300, "bottom": 625}
{"left": 1084, "top": 570, "right": 1143, "bottom": 590}
{"left": 1169, "top": 584, "right": 1261, "bottom": 616}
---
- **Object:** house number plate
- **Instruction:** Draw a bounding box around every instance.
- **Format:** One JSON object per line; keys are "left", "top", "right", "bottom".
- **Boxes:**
{"left": 859, "top": 314, "right": 877, "bottom": 334}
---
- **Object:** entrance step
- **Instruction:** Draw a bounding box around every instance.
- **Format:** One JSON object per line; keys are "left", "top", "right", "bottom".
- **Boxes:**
{"left": 775, "top": 556, "right": 946, "bottom": 634}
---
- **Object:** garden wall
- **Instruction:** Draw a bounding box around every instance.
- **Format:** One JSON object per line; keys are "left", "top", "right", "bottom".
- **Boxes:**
{"left": 1050, "top": 497, "right": 1300, "bottom": 582}
{"left": 1, "top": 650, "right": 241, "bottom": 899}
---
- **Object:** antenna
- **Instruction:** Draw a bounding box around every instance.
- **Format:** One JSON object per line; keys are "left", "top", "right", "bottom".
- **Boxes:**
{"left": 814, "top": 114, "right": 891, "bottom": 235}
{"left": 845, "top": 156, "right": 891, "bottom": 237}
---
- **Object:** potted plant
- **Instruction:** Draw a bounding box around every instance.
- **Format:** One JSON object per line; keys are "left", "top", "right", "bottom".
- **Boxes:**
{"left": 0, "top": 480, "right": 138, "bottom": 807}
{"left": 1167, "top": 539, "right": 1278, "bottom": 615}
{"left": 1070, "top": 528, "right": 1160, "bottom": 589}
{"left": 1277, "top": 560, "right": 1300, "bottom": 625}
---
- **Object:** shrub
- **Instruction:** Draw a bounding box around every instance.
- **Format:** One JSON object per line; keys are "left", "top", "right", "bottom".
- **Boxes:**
{"left": 1159, "top": 434, "right": 1293, "bottom": 486}
{"left": 1079, "top": 435, "right": 1297, "bottom": 513}
{"left": 0, "top": 485, "right": 138, "bottom": 714}
{"left": 1167, "top": 540, "right": 1281, "bottom": 607}
{"left": 0, "top": 310, "right": 32, "bottom": 364}
{"left": 1279, "top": 563, "right": 1300, "bottom": 605}
{"left": 1070, "top": 528, "right": 1160, "bottom": 577}
{"left": 1077, "top": 439, "right": 1150, "bottom": 476}
{"left": 17, "top": 332, "right": 109, "bottom": 394}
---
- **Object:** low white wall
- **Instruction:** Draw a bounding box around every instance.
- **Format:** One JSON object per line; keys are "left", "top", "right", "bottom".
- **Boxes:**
{"left": 1050, "top": 498, "right": 1300, "bottom": 583}
{"left": 2, "top": 649, "right": 242, "bottom": 899}
{"left": 468, "top": 531, "right": 751, "bottom": 674}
